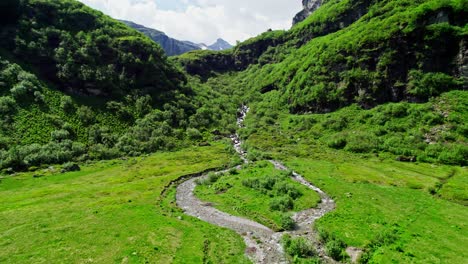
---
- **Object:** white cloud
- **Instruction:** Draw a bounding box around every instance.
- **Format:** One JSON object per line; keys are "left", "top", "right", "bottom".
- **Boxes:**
{"left": 78, "top": 0, "right": 302, "bottom": 44}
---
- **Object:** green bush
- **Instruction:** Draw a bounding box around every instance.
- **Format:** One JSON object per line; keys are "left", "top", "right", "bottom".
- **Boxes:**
{"left": 407, "top": 70, "right": 462, "bottom": 98}
{"left": 344, "top": 132, "right": 380, "bottom": 153}
{"left": 270, "top": 196, "right": 294, "bottom": 212}
{"left": 282, "top": 235, "right": 316, "bottom": 258}
{"left": 77, "top": 106, "right": 95, "bottom": 125}
{"left": 186, "top": 128, "right": 203, "bottom": 140}
{"left": 325, "top": 240, "right": 347, "bottom": 261}
{"left": 0, "top": 96, "right": 16, "bottom": 115}
{"left": 280, "top": 214, "right": 296, "bottom": 231}
{"left": 60, "top": 96, "right": 74, "bottom": 112}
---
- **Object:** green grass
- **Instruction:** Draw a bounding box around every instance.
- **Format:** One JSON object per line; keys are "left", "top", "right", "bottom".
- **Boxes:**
{"left": 194, "top": 160, "right": 321, "bottom": 231}
{"left": 242, "top": 116, "right": 468, "bottom": 263}
{"left": 287, "top": 157, "right": 468, "bottom": 263}
{"left": 0, "top": 143, "right": 250, "bottom": 264}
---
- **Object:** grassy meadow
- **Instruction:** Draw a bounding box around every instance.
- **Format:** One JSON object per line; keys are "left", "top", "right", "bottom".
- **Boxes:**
{"left": 241, "top": 110, "right": 468, "bottom": 263}
{"left": 195, "top": 160, "right": 321, "bottom": 231}
{"left": 0, "top": 143, "right": 250, "bottom": 264}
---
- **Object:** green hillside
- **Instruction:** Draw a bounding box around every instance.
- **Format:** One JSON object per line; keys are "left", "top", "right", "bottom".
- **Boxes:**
{"left": 0, "top": 0, "right": 467, "bottom": 263}
{"left": 180, "top": 0, "right": 467, "bottom": 166}
{"left": 0, "top": 0, "right": 240, "bottom": 172}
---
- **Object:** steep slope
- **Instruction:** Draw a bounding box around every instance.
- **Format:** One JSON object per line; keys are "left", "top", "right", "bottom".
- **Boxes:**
{"left": 180, "top": 0, "right": 466, "bottom": 110}
{"left": 122, "top": 20, "right": 233, "bottom": 55}
{"left": 293, "top": 0, "right": 323, "bottom": 25}
{"left": 120, "top": 20, "right": 202, "bottom": 56}
{"left": 0, "top": 0, "right": 240, "bottom": 172}
{"left": 178, "top": 0, "right": 467, "bottom": 164}
{"left": 207, "top": 38, "right": 233, "bottom": 51}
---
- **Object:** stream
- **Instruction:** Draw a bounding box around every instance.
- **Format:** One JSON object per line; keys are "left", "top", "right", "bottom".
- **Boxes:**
{"left": 176, "top": 106, "right": 337, "bottom": 263}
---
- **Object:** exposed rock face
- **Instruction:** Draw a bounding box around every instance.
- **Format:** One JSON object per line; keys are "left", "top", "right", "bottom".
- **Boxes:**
{"left": 120, "top": 20, "right": 200, "bottom": 56}
{"left": 293, "top": 0, "right": 323, "bottom": 25}
{"left": 208, "top": 38, "right": 233, "bottom": 51}
{"left": 121, "top": 20, "right": 233, "bottom": 56}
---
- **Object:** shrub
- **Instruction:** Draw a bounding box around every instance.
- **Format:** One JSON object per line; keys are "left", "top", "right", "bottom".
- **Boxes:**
{"left": 270, "top": 196, "right": 294, "bottom": 212}
{"left": 274, "top": 182, "right": 302, "bottom": 199}
{"left": 77, "top": 106, "right": 95, "bottom": 124}
{"left": 60, "top": 96, "right": 74, "bottom": 112}
{"left": 280, "top": 214, "right": 296, "bottom": 231}
{"left": 186, "top": 127, "right": 203, "bottom": 140}
{"left": 325, "top": 240, "right": 347, "bottom": 261}
{"left": 344, "top": 132, "right": 380, "bottom": 153}
{"left": 51, "top": 129, "right": 70, "bottom": 142}
{"left": 0, "top": 96, "right": 16, "bottom": 115}
{"left": 61, "top": 162, "right": 80, "bottom": 173}
{"left": 438, "top": 145, "right": 468, "bottom": 166}
{"left": 407, "top": 70, "right": 462, "bottom": 98}
{"left": 327, "top": 133, "right": 347, "bottom": 149}
{"left": 282, "top": 235, "right": 316, "bottom": 258}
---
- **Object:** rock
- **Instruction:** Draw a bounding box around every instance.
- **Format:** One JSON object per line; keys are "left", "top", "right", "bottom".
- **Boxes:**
{"left": 293, "top": 0, "right": 323, "bottom": 25}
{"left": 396, "top": 156, "right": 416, "bottom": 162}
{"left": 198, "top": 142, "right": 211, "bottom": 147}
{"left": 61, "top": 163, "right": 81, "bottom": 173}
{"left": 211, "top": 129, "right": 221, "bottom": 135}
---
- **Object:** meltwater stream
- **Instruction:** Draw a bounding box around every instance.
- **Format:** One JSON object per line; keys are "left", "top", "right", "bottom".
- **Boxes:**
{"left": 176, "top": 106, "right": 337, "bottom": 263}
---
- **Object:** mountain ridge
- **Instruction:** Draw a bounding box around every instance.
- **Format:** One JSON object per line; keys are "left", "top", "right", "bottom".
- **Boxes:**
{"left": 120, "top": 20, "right": 232, "bottom": 56}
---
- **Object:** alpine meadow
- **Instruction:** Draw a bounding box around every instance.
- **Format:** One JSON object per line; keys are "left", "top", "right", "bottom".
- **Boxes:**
{"left": 0, "top": 0, "right": 466, "bottom": 263}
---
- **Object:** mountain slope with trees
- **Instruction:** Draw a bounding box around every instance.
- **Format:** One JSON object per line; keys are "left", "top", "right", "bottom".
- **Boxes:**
{"left": 0, "top": 0, "right": 240, "bottom": 172}
{"left": 178, "top": 0, "right": 467, "bottom": 166}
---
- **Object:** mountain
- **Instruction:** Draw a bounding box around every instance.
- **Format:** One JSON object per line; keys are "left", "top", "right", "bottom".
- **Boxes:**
{"left": 120, "top": 20, "right": 201, "bottom": 56}
{"left": 121, "top": 20, "right": 232, "bottom": 55}
{"left": 293, "top": 0, "right": 323, "bottom": 25}
{"left": 207, "top": 38, "right": 233, "bottom": 51}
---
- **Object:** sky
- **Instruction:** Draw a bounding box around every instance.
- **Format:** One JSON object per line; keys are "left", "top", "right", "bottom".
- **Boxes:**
{"left": 77, "top": 0, "right": 302, "bottom": 45}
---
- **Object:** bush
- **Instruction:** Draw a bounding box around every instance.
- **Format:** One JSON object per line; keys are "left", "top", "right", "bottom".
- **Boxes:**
{"left": 77, "top": 106, "right": 95, "bottom": 124}
{"left": 61, "top": 162, "right": 80, "bottom": 173}
{"left": 186, "top": 128, "right": 203, "bottom": 140}
{"left": 282, "top": 235, "right": 316, "bottom": 258}
{"left": 325, "top": 240, "right": 347, "bottom": 261}
{"left": 280, "top": 214, "right": 296, "bottom": 231}
{"left": 270, "top": 196, "right": 294, "bottom": 212}
{"left": 327, "top": 133, "right": 347, "bottom": 149}
{"left": 407, "top": 70, "right": 462, "bottom": 98}
{"left": 60, "top": 96, "right": 74, "bottom": 112}
{"left": 51, "top": 129, "right": 70, "bottom": 142}
{"left": 274, "top": 182, "right": 302, "bottom": 199}
{"left": 0, "top": 96, "right": 16, "bottom": 115}
{"left": 344, "top": 132, "right": 380, "bottom": 153}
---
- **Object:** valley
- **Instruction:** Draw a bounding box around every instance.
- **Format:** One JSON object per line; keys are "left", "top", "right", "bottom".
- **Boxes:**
{"left": 0, "top": 0, "right": 467, "bottom": 263}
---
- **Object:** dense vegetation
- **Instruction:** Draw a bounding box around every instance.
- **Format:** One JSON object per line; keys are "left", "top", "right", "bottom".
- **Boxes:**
{"left": 0, "top": 0, "right": 467, "bottom": 263}
{"left": 0, "top": 0, "right": 242, "bottom": 172}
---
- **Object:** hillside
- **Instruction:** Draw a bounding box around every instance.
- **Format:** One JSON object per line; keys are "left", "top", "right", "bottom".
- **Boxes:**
{"left": 179, "top": 0, "right": 467, "bottom": 166}
{"left": 0, "top": 0, "right": 239, "bottom": 172}
{"left": 0, "top": 0, "right": 467, "bottom": 264}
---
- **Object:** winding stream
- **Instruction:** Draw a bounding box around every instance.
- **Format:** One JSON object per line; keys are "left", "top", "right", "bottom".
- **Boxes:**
{"left": 176, "top": 106, "right": 337, "bottom": 263}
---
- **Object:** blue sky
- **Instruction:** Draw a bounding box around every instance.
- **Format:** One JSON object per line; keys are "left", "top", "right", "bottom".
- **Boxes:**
{"left": 78, "top": 0, "right": 302, "bottom": 44}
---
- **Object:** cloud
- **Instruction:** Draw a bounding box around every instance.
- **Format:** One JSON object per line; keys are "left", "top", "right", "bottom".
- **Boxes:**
{"left": 77, "top": 0, "right": 302, "bottom": 44}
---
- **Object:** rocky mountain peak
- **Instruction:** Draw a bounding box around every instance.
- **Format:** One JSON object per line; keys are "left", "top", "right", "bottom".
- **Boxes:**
{"left": 293, "top": 0, "right": 323, "bottom": 25}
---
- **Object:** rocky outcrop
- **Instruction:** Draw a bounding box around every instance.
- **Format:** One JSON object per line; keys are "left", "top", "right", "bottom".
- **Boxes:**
{"left": 121, "top": 20, "right": 233, "bottom": 56}
{"left": 207, "top": 38, "right": 233, "bottom": 51}
{"left": 293, "top": 0, "right": 323, "bottom": 25}
{"left": 120, "top": 20, "right": 201, "bottom": 56}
